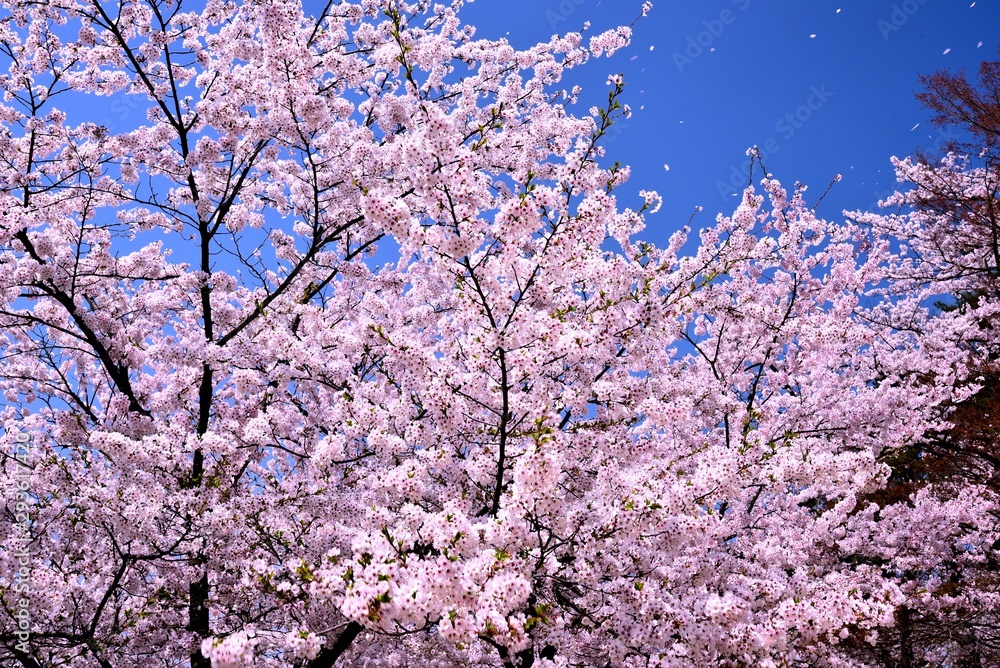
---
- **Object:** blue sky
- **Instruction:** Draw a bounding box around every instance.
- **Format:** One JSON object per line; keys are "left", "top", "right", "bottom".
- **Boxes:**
{"left": 460, "top": 0, "right": 1000, "bottom": 248}
{"left": 76, "top": 0, "right": 1000, "bottom": 253}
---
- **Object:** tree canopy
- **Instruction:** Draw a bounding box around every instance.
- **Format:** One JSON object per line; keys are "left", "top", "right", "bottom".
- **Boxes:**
{"left": 0, "top": 2, "right": 998, "bottom": 667}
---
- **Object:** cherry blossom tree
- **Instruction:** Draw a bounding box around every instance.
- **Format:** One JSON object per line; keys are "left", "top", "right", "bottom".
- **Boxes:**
{"left": 835, "top": 53, "right": 1000, "bottom": 667}
{"left": 0, "top": 1, "right": 994, "bottom": 667}
{"left": 844, "top": 157, "right": 1000, "bottom": 668}
{"left": 916, "top": 48, "right": 1000, "bottom": 169}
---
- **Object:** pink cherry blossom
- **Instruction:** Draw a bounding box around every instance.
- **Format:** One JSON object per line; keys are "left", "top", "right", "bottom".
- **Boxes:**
{"left": 0, "top": 1, "right": 996, "bottom": 667}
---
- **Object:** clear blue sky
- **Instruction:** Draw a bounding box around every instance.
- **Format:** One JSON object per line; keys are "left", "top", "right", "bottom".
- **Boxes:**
{"left": 79, "top": 1, "right": 1000, "bottom": 252}
{"left": 460, "top": 0, "right": 1000, "bottom": 247}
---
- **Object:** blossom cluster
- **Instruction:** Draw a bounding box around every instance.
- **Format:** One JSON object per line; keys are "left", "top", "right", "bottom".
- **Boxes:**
{"left": 0, "top": 0, "right": 996, "bottom": 667}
